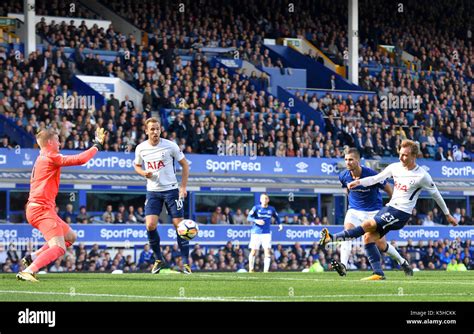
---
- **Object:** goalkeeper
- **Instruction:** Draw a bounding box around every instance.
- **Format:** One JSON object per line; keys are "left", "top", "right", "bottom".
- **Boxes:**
{"left": 17, "top": 127, "right": 107, "bottom": 282}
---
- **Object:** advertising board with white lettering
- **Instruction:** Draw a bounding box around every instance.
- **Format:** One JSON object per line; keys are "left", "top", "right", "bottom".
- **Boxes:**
{"left": 1, "top": 149, "right": 473, "bottom": 180}
{"left": 0, "top": 224, "right": 472, "bottom": 246}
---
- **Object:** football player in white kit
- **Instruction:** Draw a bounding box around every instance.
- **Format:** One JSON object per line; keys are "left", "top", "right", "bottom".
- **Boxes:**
{"left": 134, "top": 118, "right": 191, "bottom": 274}
{"left": 319, "top": 140, "right": 457, "bottom": 280}
{"left": 333, "top": 148, "right": 411, "bottom": 277}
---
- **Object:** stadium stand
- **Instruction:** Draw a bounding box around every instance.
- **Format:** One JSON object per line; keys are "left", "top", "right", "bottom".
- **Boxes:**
{"left": 0, "top": 0, "right": 473, "bottom": 273}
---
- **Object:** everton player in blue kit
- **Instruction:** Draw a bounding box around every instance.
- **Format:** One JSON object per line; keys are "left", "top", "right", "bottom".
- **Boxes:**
{"left": 247, "top": 193, "right": 282, "bottom": 272}
{"left": 332, "top": 148, "right": 411, "bottom": 277}
{"left": 321, "top": 141, "right": 457, "bottom": 280}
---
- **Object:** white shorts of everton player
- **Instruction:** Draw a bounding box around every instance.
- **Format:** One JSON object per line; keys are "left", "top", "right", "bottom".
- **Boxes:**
{"left": 344, "top": 208, "right": 379, "bottom": 227}
{"left": 249, "top": 233, "right": 272, "bottom": 250}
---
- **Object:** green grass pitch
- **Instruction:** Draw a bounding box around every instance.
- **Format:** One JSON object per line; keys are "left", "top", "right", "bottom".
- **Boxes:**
{"left": 0, "top": 271, "right": 473, "bottom": 302}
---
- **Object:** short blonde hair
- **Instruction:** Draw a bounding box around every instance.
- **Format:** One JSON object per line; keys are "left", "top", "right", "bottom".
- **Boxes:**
{"left": 36, "top": 128, "right": 58, "bottom": 148}
{"left": 400, "top": 139, "right": 419, "bottom": 156}
{"left": 145, "top": 117, "right": 161, "bottom": 128}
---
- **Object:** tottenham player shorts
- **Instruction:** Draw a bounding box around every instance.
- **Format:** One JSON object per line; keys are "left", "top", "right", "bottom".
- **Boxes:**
{"left": 344, "top": 208, "right": 379, "bottom": 227}
{"left": 373, "top": 206, "right": 411, "bottom": 238}
{"left": 144, "top": 188, "right": 184, "bottom": 218}
{"left": 249, "top": 233, "right": 272, "bottom": 250}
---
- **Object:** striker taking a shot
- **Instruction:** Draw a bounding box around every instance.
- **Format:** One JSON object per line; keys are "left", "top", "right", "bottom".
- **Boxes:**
{"left": 332, "top": 147, "right": 411, "bottom": 277}
{"left": 320, "top": 140, "right": 457, "bottom": 280}
{"left": 134, "top": 118, "right": 191, "bottom": 274}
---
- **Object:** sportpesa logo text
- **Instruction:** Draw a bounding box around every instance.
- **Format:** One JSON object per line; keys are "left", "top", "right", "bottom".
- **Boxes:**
{"left": 85, "top": 157, "right": 134, "bottom": 169}
{"left": 206, "top": 159, "right": 261, "bottom": 172}
{"left": 321, "top": 162, "right": 340, "bottom": 175}
{"left": 441, "top": 165, "right": 474, "bottom": 177}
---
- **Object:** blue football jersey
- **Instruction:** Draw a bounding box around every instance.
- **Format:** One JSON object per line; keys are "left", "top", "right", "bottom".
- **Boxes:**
{"left": 339, "top": 166, "right": 387, "bottom": 212}
{"left": 247, "top": 205, "right": 280, "bottom": 234}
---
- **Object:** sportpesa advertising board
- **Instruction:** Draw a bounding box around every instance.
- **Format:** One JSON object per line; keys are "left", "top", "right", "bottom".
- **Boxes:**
{"left": 0, "top": 224, "right": 472, "bottom": 245}
{"left": 1, "top": 149, "right": 474, "bottom": 179}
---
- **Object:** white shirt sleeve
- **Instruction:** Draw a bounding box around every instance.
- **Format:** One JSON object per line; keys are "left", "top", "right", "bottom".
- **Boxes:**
{"left": 359, "top": 164, "right": 394, "bottom": 187}
{"left": 171, "top": 142, "right": 185, "bottom": 162}
{"left": 421, "top": 172, "right": 450, "bottom": 215}
{"left": 134, "top": 145, "right": 143, "bottom": 166}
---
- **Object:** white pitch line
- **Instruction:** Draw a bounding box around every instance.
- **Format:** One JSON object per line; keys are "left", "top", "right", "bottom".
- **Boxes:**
{"left": 0, "top": 290, "right": 265, "bottom": 302}
{"left": 0, "top": 290, "right": 471, "bottom": 301}
{"left": 191, "top": 273, "right": 474, "bottom": 285}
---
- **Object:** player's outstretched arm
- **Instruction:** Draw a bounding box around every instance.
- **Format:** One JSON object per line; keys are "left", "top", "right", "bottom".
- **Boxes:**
{"left": 53, "top": 128, "right": 107, "bottom": 167}
{"left": 348, "top": 164, "right": 393, "bottom": 189}
{"left": 422, "top": 174, "right": 458, "bottom": 226}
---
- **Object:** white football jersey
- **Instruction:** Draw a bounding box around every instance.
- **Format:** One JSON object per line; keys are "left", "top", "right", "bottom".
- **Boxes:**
{"left": 359, "top": 162, "right": 449, "bottom": 215}
{"left": 134, "top": 139, "right": 185, "bottom": 192}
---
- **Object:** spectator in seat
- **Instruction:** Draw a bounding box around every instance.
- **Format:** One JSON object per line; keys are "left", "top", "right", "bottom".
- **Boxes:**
{"left": 127, "top": 206, "right": 137, "bottom": 223}
{"left": 76, "top": 206, "right": 89, "bottom": 223}
{"left": 232, "top": 208, "right": 246, "bottom": 224}
{"left": 62, "top": 203, "right": 76, "bottom": 223}
{"left": 422, "top": 211, "right": 435, "bottom": 226}
{"left": 211, "top": 206, "right": 224, "bottom": 224}
{"left": 223, "top": 207, "right": 234, "bottom": 224}
{"left": 114, "top": 212, "right": 125, "bottom": 224}
{"left": 138, "top": 244, "right": 154, "bottom": 270}
{"left": 1, "top": 136, "right": 13, "bottom": 149}
{"left": 432, "top": 207, "right": 446, "bottom": 225}
{"left": 102, "top": 204, "right": 115, "bottom": 222}
{"left": 434, "top": 147, "right": 446, "bottom": 161}
{"left": 135, "top": 206, "right": 146, "bottom": 224}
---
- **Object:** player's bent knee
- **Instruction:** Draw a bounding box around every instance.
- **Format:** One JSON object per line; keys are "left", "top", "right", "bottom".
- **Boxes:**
{"left": 48, "top": 236, "right": 67, "bottom": 251}
{"left": 65, "top": 230, "right": 77, "bottom": 244}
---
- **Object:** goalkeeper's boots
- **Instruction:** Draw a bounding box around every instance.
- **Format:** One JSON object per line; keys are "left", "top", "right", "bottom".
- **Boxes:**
{"left": 318, "top": 228, "right": 332, "bottom": 247}
{"left": 151, "top": 259, "right": 167, "bottom": 274}
{"left": 20, "top": 255, "right": 37, "bottom": 279}
{"left": 401, "top": 260, "right": 413, "bottom": 276}
{"left": 360, "top": 273, "right": 385, "bottom": 281}
{"left": 16, "top": 271, "right": 39, "bottom": 283}
{"left": 21, "top": 254, "right": 32, "bottom": 268}
{"left": 183, "top": 264, "right": 192, "bottom": 275}
{"left": 331, "top": 259, "right": 347, "bottom": 277}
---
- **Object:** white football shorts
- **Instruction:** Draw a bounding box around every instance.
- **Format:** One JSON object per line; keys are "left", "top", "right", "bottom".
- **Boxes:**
{"left": 249, "top": 233, "right": 272, "bottom": 250}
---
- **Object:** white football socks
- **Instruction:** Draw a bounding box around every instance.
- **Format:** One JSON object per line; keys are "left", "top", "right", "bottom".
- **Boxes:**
{"left": 248, "top": 254, "right": 256, "bottom": 271}
{"left": 264, "top": 257, "right": 271, "bottom": 272}
{"left": 385, "top": 243, "right": 406, "bottom": 265}
{"left": 340, "top": 241, "right": 351, "bottom": 268}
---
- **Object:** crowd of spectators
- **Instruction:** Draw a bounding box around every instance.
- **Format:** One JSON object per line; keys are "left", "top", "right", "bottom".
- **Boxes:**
{"left": 16, "top": 202, "right": 470, "bottom": 226}
{"left": 1, "top": 0, "right": 473, "bottom": 161}
{"left": 406, "top": 207, "right": 473, "bottom": 226}
{"left": 1, "top": 238, "right": 472, "bottom": 273}
{"left": 0, "top": 0, "right": 102, "bottom": 19}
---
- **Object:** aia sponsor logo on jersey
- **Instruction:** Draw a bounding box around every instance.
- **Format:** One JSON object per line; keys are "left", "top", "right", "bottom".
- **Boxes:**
{"left": 394, "top": 181, "right": 408, "bottom": 192}
{"left": 147, "top": 160, "right": 165, "bottom": 170}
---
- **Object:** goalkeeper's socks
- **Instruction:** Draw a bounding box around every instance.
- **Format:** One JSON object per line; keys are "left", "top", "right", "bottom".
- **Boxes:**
{"left": 333, "top": 226, "right": 365, "bottom": 241}
{"left": 32, "top": 241, "right": 72, "bottom": 260}
{"left": 29, "top": 246, "right": 66, "bottom": 273}
{"left": 176, "top": 231, "right": 190, "bottom": 264}
{"left": 147, "top": 229, "right": 163, "bottom": 260}
{"left": 364, "top": 242, "right": 384, "bottom": 276}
